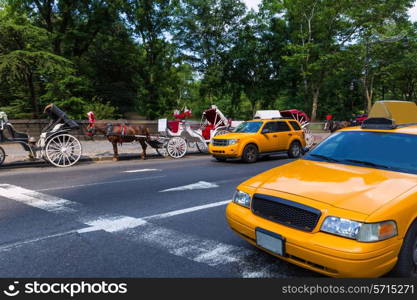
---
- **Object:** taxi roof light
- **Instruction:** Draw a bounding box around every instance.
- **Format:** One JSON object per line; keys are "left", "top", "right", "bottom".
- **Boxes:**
{"left": 361, "top": 101, "right": 417, "bottom": 130}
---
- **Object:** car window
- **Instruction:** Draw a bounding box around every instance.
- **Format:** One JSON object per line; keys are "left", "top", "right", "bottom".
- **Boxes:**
{"left": 276, "top": 121, "right": 291, "bottom": 132}
{"left": 262, "top": 122, "right": 278, "bottom": 132}
{"left": 289, "top": 121, "right": 301, "bottom": 131}
{"left": 233, "top": 121, "right": 263, "bottom": 133}
{"left": 304, "top": 131, "right": 417, "bottom": 175}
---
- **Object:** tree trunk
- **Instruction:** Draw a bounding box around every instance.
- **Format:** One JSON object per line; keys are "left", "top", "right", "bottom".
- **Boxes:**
{"left": 364, "top": 77, "right": 374, "bottom": 113}
{"left": 311, "top": 88, "right": 320, "bottom": 121}
{"left": 27, "top": 72, "right": 39, "bottom": 118}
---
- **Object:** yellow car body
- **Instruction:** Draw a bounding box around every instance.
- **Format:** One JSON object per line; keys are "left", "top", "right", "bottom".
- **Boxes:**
{"left": 209, "top": 119, "right": 306, "bottom": 162}
{"left": 226, "top": 101, "right": 417, "bottom": 277}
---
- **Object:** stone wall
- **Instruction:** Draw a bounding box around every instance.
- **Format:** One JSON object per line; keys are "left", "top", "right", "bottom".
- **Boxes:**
{"left": 7, "top": 119, "right": 201, "bottom": 140}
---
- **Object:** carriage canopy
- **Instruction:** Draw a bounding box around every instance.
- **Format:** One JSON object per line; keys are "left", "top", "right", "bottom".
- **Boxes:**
{"left": 44, "top": 104, "right": 79, "bottom": 130}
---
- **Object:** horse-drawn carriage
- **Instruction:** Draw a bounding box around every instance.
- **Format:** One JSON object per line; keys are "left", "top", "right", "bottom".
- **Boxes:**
{"left": 0, "top": 104, "right": 82, "bottom": 167}
{"left": 155, "top": 105, "right": 241, "bottom": 158}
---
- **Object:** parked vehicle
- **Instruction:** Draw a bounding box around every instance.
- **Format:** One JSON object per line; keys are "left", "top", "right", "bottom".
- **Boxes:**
{"left": 0, "top": 104, "right": 82, "bottom": 167}
{"left": 226, "top": 100, "right": 417, "bottom": 277}
{"left": 209, "top": 114, "right": 307, "bottom": 163}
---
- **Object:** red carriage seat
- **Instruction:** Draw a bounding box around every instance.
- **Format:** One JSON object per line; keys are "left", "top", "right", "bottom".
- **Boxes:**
{"left": 168, "top": 120, "right": 180, "bottom": 133}
{"left": 202, "top": 124, "right": 214, "bottom": 140}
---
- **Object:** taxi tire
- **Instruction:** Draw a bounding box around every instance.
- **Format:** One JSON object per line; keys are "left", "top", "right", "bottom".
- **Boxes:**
{"left": 288, "top": 141, "right": 302, "bottom": 158}
{"left": 390, "top": 220, "right": 417, "bottom": 277}
{"left": 214, "top": 156, "right": 227, "bottom": 162}
{"left": 242, "top": 144, "right": 258, "bottom": 163}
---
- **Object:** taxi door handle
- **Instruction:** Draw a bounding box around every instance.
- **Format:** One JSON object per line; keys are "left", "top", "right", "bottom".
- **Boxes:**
{"left": 288, "top": 133, "right": 292, "bottom": 136}
{"left": 273, "top": 135, "right": 277, "bottom": 138}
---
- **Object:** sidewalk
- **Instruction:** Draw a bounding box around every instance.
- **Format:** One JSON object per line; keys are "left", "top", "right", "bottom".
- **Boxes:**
{"left": 0, "top": 133, "right": 331, "bottom": 167}
{"left": 0, "top": 140, "right": 166, "bottom": 167}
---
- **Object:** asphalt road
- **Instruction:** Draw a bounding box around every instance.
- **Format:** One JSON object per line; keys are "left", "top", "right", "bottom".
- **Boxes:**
{"left": 0, "top": 155, "right": 318, "bottom": 278}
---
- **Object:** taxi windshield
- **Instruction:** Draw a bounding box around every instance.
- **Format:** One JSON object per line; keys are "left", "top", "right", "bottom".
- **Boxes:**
{"left": 233, "top": 121, "right": 263, "bottom": 133}
{"left": 304, "top": 131, "right": 417, "bottom": 175}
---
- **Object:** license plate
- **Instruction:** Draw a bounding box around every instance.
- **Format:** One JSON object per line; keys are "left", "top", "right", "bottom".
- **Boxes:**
{"left": 256, "top": 228, "right": 285, "bottom": 256}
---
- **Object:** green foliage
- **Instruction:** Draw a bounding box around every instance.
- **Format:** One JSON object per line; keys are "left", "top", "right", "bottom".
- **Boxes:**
{"left": 0, "top": 0, "right": 416, "bottom": 122}
{"left": 83, "top": 98, "right": 120, "bottom": 120}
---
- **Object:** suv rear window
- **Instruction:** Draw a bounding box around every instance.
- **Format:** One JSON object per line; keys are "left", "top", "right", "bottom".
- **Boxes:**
{"left": 289, "top": 121, "right": 301, "bottom": 131}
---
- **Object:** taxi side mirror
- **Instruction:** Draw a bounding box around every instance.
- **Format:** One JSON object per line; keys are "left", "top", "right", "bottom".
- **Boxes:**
{"left": 302, "top": 147, "right": 310, "bottom": 155}
{"left": 262, "top": 128, "right": 271, "bottom": 134}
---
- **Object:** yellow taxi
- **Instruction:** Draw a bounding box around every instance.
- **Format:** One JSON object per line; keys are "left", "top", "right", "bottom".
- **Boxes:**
{"left": 226, "top": 101, "right": 417, "bottom": 277}
{"left": 209, "top": 118, "right": 306, "bottom": 163}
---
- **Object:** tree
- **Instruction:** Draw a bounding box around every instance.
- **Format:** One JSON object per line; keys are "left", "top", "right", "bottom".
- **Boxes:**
{"left": 0, "top": 17, "right": 72, "bottom": 117}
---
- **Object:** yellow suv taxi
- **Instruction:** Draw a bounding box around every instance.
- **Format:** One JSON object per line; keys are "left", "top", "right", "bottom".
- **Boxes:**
{"left": 226, "top": 101, "right": 417, "bottom": 277}
{"left": 209, "top": 119, "right": 306, "bottom": 163}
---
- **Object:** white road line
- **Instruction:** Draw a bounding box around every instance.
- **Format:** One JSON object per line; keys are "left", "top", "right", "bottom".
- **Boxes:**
{"left": 36, "top": 175, "right": 166, "bottom": 192}
{"left": 160, "top": 181, "right": 219, "bottom": 192}
{"left": 144, "top": 200, "right": 231, "bottom": 220}
{"left": 0, "top": 230, "right": 78, "bottom": 252}
{"left": 124, "top": 169, "right": 161, "bottom": 173}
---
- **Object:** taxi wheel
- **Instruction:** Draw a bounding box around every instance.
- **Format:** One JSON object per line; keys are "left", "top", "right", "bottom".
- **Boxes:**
{"left": 242, "top": 144, "right": 258, "bottom": 163}
{"left": 288, "top": 141, "right": 302, "bottom": 158}
{"left": 391, "top": 221, "right": 417, "bottom": 277}
{"left": 214, "top": 156, "right": 227, "bottom": 162}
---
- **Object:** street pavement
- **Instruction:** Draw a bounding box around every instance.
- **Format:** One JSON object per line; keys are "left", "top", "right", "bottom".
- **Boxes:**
{"left": 0, "top": 132, "right": 330, "bottom": 166}
{"left": 0, "top": 155, "right": 319, "bottom": 278}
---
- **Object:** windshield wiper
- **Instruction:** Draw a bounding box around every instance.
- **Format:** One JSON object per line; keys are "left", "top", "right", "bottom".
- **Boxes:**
{"left": 309, "top": 154, "right": 341, "bottom": 163}
{"left": 343, "top": 159, "right": 391, "bottom": 170}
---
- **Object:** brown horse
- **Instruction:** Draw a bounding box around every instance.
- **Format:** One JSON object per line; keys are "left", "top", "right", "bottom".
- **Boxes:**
{"left": 323, "top": 119, "right": 351, "bottom": 133}
{"left": 85, "top": 112, "right": 151, "bottom": 161}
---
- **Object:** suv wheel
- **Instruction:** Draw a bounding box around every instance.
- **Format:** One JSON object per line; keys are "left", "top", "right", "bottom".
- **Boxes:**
{"left": 242, "top": 144, "right": 258, "bottom": 163}
{"left": 288, "top": 141, "right": 302, "bottom": 158}
{"left": 390, "top": 221, "right": 417, "bottom": 277}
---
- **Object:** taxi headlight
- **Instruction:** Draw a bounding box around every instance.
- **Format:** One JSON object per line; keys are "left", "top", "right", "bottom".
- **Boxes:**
{"left": 321, "top": 217, "right": 397, "bottom": 242}
{"left": 233, "top": 190, "right": 251, "bottom": 208}
{"left": 228, "top": 139, "right": 239, "bottom": 145}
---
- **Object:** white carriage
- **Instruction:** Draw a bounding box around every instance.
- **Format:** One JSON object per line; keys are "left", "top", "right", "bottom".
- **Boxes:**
{"left": 155, "top": 105, "right": 240, "bottom": 159}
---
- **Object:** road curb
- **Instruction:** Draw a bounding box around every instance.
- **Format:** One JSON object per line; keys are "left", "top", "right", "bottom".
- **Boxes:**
{"left": 1, "top": 152, "right": 207, "bottom": 169}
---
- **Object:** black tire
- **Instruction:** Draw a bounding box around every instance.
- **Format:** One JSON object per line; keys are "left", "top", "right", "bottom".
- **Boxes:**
{"left": 390, "top": 220, "right": 417, "bottom": 277}
{"left": 242, "top": 144, "right": 258, "bottom": 163}
{"left": 288, "top": 141, "right": 302, "bottom": 158}
{"left": 214, "top": 156, "right": 227, "bottom": 162}
{"left": 0, "top": 146, "right": 5, "bottom": 166}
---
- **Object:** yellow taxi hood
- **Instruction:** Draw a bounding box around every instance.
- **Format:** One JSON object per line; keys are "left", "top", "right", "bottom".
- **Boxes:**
{"left": 241, "top": 159, "right": 417, "bottom": 215}
{"left": 213, "top": 132, "right": 255, "bottom": 140}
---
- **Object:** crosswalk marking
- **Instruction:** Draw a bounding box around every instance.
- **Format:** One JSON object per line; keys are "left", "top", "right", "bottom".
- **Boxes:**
{"left": 0, "top": 184, "right": 76, "bottom": 213}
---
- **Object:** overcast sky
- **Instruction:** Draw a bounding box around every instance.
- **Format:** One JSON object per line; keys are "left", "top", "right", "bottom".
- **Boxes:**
{"left": 243, "top": 0, "right": 417, "bottom": 22}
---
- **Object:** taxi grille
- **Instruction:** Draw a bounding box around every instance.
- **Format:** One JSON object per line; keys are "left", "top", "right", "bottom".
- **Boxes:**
{"left": 212, "top": 139, "right": 228, "bottom": 146}
{"left": 252, "top": 194, "right": 321, "bottom": 232}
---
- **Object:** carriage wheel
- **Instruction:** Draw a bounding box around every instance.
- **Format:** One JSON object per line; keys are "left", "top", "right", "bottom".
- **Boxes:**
{"left": 0, "top": 146, "right": 5, "bottom": 166}
{"left": 167, "top": 137, "right": 187, "bottom": 159}
{"left": 303, "top": 127, "right": 315, "bottom": 147}
{"left": 195, "top": 142, "right": 208, "bottom": 153}
{"left": 45, "top": 134, "right": 82, "bottom": 167}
